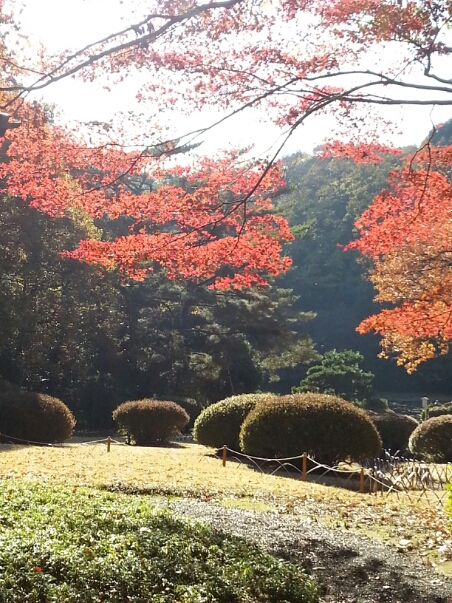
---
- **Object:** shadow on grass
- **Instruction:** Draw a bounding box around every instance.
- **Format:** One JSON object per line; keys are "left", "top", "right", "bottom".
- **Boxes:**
{"left": 208, "top": 448, "right": 366, "bottom": 493}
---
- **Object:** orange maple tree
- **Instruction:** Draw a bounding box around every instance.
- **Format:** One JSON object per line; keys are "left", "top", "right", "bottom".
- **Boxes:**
{"left": 1, "top": 0, "right": 452, "bottom": 360}
{"left": 347, "top": 140, "right": 452, "bottom": 372}
{"left": 0, "top": 100, "right": 293, "bottom": 288}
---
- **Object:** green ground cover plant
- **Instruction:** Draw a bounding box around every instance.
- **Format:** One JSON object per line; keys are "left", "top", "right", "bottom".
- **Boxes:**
{"left": 0, "top": 481, "right": 319, "bottom": 603}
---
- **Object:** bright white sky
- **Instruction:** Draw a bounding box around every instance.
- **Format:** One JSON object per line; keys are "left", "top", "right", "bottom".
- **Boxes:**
{"left": 17, "top": 0, "right": 452, "bottom": 158}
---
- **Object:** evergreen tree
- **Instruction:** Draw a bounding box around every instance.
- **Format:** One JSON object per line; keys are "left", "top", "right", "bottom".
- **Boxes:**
{"left": 293, "top": 349, "right": 374, "bottom": 402}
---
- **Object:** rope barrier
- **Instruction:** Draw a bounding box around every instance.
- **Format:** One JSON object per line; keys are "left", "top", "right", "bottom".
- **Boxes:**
{"left": 107, "top": 438, "right": 129, "bottom": 446}
{"left": 0, "top": 433, "right": 448, "bottom": 504}
{"left": 0, "top": 432, "right": 65, "bottom": 447}
{"left": 0, "top": 433, "right": 124, "bottom": 448}
{"left": 219, "top": 445, "right": 364, "bottom": 474}
{"left": 215, "top": 445, "right": 451, "bottom": 501}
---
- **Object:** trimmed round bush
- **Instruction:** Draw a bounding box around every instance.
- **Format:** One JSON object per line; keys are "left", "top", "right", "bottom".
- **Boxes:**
{"left": 240, "top": 393, "right": 382, "bottom": 465}
{"left": 113, "top": 399, "right": 189, "bottom": 446}
{"left": 360, "top": 397, "right": 389, "bottom": 412}
{"left": 420, "top": 402, "right": 452, "bottom": 421}
{"left": 367, "top": 410, "right": 418, "bottom": 453}
{"left": 0, "top": 391, "right": 75, "bottom": 443}
{"left": 165, "top": 396, "right": 203, "bottom": 430}
{"left": 193, "top": 393, "right": 277, "bottom": 450}
{"left": 409, "top": 415, "right": 452, "bottom": 462}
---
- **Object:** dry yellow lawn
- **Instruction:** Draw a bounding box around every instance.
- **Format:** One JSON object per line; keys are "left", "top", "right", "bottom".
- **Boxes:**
{"left": 0, "top": 440, "right": 445, "bottom": 504}
{"left": 0, "top": 440, "right": 339, "bottom": 499}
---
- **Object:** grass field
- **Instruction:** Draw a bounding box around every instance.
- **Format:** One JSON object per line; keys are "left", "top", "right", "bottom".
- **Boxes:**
{"left": 0, "top": 439, "right": 451, "bottom": 574}
{"left": 0, "top": 440, "right": 369, "bottom": 499}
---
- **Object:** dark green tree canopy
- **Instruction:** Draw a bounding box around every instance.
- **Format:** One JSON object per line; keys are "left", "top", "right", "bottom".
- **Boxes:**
{"left": 293, "top": 349, "right": 374, "bottom": 402}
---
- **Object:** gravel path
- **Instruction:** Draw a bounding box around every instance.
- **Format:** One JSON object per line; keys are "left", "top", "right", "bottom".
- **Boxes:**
{"left": 154, "top": 498, "right": 452, "bottom": 603}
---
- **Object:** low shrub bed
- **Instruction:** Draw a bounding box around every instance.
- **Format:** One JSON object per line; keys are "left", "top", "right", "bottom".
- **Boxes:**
{"left": 0, "top": 482, "right": 319, "bottom": 603}
{"left": 420, "top": 402, "right": 452, "bottom": 421}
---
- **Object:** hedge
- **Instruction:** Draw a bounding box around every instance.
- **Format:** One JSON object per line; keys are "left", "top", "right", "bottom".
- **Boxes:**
{"left": 0, "top": 391, "right": 75, "bottom": 443}
{"left": 409, "top": 415, "right": 452, "bottom": 462}
{"left": 367, "top": 410, "right": 418, "bottom": 453}
{"left": 193, "top": 393, "right": 277, "bottom": 450}
{"left": 240, "top": 393, "right": 382, "bottom": 465}
{"left": 113, "top": 399, "right": 189, "bottom": 446}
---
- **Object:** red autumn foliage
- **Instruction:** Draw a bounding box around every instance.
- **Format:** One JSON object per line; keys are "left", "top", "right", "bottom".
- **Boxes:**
{"left": 0, "top": 102, "right": 292, "bottom": 287}
{"left": 0, "top": 0, "right": 451, "bottom": 360}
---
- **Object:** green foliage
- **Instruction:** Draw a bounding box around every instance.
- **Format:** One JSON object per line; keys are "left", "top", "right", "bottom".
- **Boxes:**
{"left": 359, "top": 397, "right": 389, "bottom": 412}
{"left": 277, "top": 153, "right": 401, "bottom": 313}
{"left": 447, "top": 486, "right": 452, "bottom": 519}
{"left": 446, "top": 478, "right": 452, "bottom": 519}
{"left": 293, "top": 349, "right": 375, "bottom": 402}
{"left": 427, "top": 117, "right": 452, "bottom": 147}
{"left": 113, "top": 399, "right": 189, "bottom": 446}
{"left": 0, "top": 391, "right": 75, "bottom": 443}
{"left": 409, "top": 416, "right": 452, "bottom": 462}
{"left": 366, "top": 410, "right": 418, "bottom": 452}
{"left": 193, "top": 393, "right": 277, "bottom": 450}
{"left": 420, "top": 402, "right": 452, "bottom": 421}
{"left": 0, "top": 193, "right": 126, "bottom": 429}
{"left": 240, "top": 393, "right": 382, "bottom": 465}
{"left": 0, "top": 193, "right": 317, "bottom": 428}
{"left": 0, "top": 482, "right": 319, "bottom": 603}
{"left": 155, "top": 396, "right": 203, "bottom": 430}
{"left": 275, "top": 151, "right": 423, "bottom": 395}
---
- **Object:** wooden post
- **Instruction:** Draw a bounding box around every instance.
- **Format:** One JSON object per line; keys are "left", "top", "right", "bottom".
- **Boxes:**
{"left": 222, "top": 445, "right": 227, "bottom": 467}
{"left": 107, "top": 436, "right": 111, "bottom": 453}
{"left": 359, "top": 468, "right": 365, "bottom": 494}
{"left": 301, "top": 452, "right": 307, "bottom": 481}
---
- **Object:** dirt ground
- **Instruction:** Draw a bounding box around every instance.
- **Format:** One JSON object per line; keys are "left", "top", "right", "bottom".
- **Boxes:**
{"left": 154, "top": 498, "right": 452, "bottom": 603}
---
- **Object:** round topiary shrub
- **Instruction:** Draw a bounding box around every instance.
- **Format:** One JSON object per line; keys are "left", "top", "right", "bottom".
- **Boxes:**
{"left": 420, "top": 402, "right": 452, "bottom": 421}
{"left": 0, "top": 391, "right": 75, "bottom": 443}
{"left": 113, "top": 399, "right": 189, "bottom": 446}
{"left": 409, "top": 415, "right": 452, "bottom": 462}
{"left": 367, "top": 410, "right": 418, "bottom": 453}
{"left": 240, "top": 393, "right": 382, "bottom": 465}
{"left": 193, "top": 393, "right": 277, "bottom": 450}
{"left": 162, "top": 396, "right": 203, "bottom": 430}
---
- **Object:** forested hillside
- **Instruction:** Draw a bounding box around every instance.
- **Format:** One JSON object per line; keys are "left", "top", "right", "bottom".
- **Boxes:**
{"left": 276, "top": 134, "right": 452, "bottom": 396}
{"left": 0, "top": 190, "right": 316, "bottom": 428}
{"left": 2, "top": 118, "right": 452, "bottom": 427}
